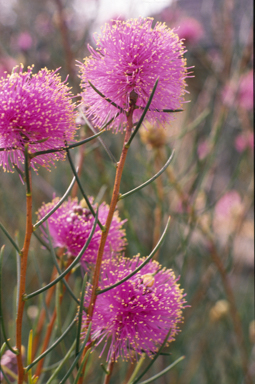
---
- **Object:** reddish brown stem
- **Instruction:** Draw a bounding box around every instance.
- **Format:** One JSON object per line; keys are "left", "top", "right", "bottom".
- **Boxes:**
{"left": 103, "top": 360, "right": 115, "bottom": 384}
{"left": 16, "top": 174, "right": 33, "bottom": 383}
{"left": 34, "top": 308, "right": 57, "bottom": 377}
{"left": 32, "top": 268, "right": 58, "bottom": 359}
{"left": 34, "top": 261, "right": 72, "bottom": 378}
{"left": 78, "top": 110, "right": 134, "bottom": 384}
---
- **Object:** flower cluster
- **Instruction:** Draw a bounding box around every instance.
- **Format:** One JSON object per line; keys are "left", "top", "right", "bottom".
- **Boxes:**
{"left": 78, "top": 17, "right": 188, "bottom": 131}
{"left": 0, "top": 65, "right": 78, "bottom": 172}
{"left": 37, "top": 197, "right": 126, "bottom": 267}
{"left": 2, "top": 17, "right": 188, "bottom": 368}
{"left": 83, "top": 255, "right": 186, "bottom": 361}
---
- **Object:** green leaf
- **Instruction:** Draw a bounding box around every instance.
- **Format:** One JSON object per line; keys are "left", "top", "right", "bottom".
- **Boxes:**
{"left": 25, "top": 209, "right": 99, "bottom": 300}
{"left": 27, "top": 330, "right": 33, "bottom": 384}
{"left": 31, "top": 129, "right": 106, "bottom": 158}
{"left": 75, "top": 274, "right": 88, "bottom": 362}
{"left": 66, "top": 148, "right": 104, "bottom": 231}
{"left": 24, "top": 143, "right": 31, "bottom": 195}
{"left": 119, "top": 150, "right": 175, "bottom": 200}
{"left": 0, "top": 365, "right": 17, "bottom": 383}
{"left": 0, "top": 246, "right": 19, "bottom": 355}
{"left": 33, "top": 175, "right": 76, "bottom": 230}
{"left": 59, "top": 322, "right": 92, "bottom": 384}
{"left": 88, "top": 81, "right": 124, "bottom": 112}
{"left": 45, "top": 340, "right": 76, "bottom": 384}
{"left": 45, "top": 222, "right": 79, "bottom": 305}
{"left": 0, "top": 222, "right": 20, "bottom": 254}
{"left": 97, "top": 217, "right": 170, "bottom": 295}
{"left": 81, "top": 112, "right": 117, "bottom": 164}
{"left": 73, "top": 348, "right": 91, "bottom": 384}
{"left": 130, "top": 327, "right": 173, "bottom": 384}
{"left": 136, "top": 356, "right": 185, "bottom": 384}
{"left": 126, "top": 354, "right": 146, "bottom": 384}
{"left": 125, "top": 78, "right": 159, "bottom": 148}
{"left": 25, "top": 317, "right": 77, "bottom": 372}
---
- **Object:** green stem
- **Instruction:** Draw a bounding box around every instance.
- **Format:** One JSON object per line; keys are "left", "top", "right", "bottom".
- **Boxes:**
{"left": 66, "top": 148, "right": 104, "bottom": 230}
{"left": 119, "top": 150, "right": 174, "bottom": 201}
{"left": 25, "top": 317, "right": 77, "bottom": 372}
{"left": 25, "top": 209, "right": 98, "bottom": 301}
{"left": 0, "top": 246, "right": 19, "bottom": 354}
{"left": 33, "top": 175, "right": 76, "bottom": 231}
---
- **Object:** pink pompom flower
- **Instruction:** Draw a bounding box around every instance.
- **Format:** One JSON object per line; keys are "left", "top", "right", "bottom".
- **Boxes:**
{"left": 83, "top": 255, "right": 186, "bottom": 361}
{"left": 37, "top": 197, "right": 126, "bottom": 267}
{"left": 0, "top": 65, "right": 78, "bottom": 172}
{"left": 78, "top": 17, "right": 189, "bottom": 132}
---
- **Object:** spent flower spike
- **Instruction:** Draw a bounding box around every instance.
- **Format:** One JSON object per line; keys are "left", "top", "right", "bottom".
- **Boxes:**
{"left": 78, "top": 17, "right": 189, "bottom": 131}
{"left": 83, "top": 255, "right": 186, "bottom": 361}
{"left": 37, "top": 197, "right": 127, "bottom": 267}
{"left": 0, "top": 65, "right": 78, "bottom": 172}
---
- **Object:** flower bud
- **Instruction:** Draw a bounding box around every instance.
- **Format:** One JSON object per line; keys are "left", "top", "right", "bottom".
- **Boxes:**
{"left": 209, "top": 300, "right": 230, "bottom": 322}
{"left": 142, "top": 273, "right": 155, "bottom": 287}
{"left": 139, "top": 121, "right": 167, "bottom": 149}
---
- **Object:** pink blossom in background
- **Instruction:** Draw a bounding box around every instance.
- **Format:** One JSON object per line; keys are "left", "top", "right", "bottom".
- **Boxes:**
{"left": 238, "top": 70, "right": 254, "bottom": 111}
{"left": 221, "top": 81, "right": 236, "bottom": 107}
{"left": 83, "top": 255, "right": 186, "bottom": 361}
{"left": 213, "top": 191, "right": 247, "bottom": 241}
{"left": 0, "top": 65, "right": 78, "bottom": 172}
{"left": 160, "top": 8, "right": 181, "bottom": 23}
{"left": 197, "top": 140, "right": 210, "bottom": 160}
{"left": 214, "top": 191, "right": 242, "bottom": 219}
{"left": 17, "top": 32, "right": 33, "bottom": 51}
{"left": 222, "top": 71, "right": 253, "bottom": 110}
{"left": 235, "top": 132, "right": 254, "bottom": 153}
{"left": 177, "top": 17, "right": 204, "bottom": 44}
{"left": 78, "top": 17, "right": 189, "bottom": 132}
{"left": 235, "top": 134, "right": 248, "bottom": 152}
{"left": 213, "top": 191, "right": 244, "bottom": 235}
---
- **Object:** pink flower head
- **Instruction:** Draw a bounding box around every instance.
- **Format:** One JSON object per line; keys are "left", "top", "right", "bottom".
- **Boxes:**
{"left": 177, "top": 17, "right": 204, "bottom": 45}
{"left": 83, "top": 255, "right": 186, "bottom": 361}
{"left": 78, "top": 17, "right": 189, "bottom": 132}
{"left": 37, "top": 197, "right": 126, "bottom": 267}
{"left": 238, "top": 70, "right": 253, "bottom": 111}
{"left": 0, "top": 65, "right": 78, "bottom": 172}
